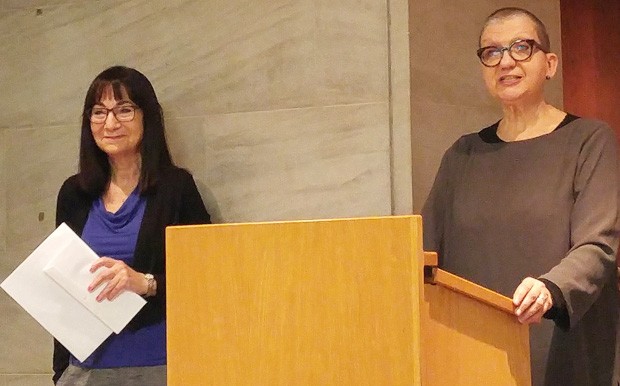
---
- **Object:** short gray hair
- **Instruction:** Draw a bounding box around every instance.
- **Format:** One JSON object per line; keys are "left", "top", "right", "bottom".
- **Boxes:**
{"left": 479, "top": 7, "right": 551, "bottom": 52}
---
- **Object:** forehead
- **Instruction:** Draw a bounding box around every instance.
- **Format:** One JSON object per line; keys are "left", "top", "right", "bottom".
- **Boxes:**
{"left": 95, "top": 83, "right": 131, "bottom": 103}
{"left": 481, "top": 15, "right": 539, "bottom": 45}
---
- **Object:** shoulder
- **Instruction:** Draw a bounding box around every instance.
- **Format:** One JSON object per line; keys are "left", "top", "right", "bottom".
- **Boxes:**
{"left": 149, "top": 166, "right": 199, "bottom": 199}
{"left": 59, "top": 174, "right": 80, "bottom": 191}
{"left": 58, "top": 174, "right": 85, "bottom": 201}
{"left": 563, "top": 116, "right": 615, "bottom": 138}
{"left": 447, "top": 131, "right": 485, "bottom": 156}
{"left": 158, "top": 166, "right": 195, "bottom": 185}
{"left": 56, "top": 174, "right": 94, "bottom": 228}
{"left": 431, "top": 131, "right": 482, "bottom": 177}
{"left": 559, "top": 117, "right": 617, "bottom": 152}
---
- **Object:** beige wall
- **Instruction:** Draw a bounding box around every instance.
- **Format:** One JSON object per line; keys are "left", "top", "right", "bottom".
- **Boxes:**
{"left": 0, "top": 0, "right": 560, "bottom": 384}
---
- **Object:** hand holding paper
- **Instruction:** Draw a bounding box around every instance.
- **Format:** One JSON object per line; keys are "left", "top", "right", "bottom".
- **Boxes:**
{"left": 0, "top": 223, "right": 146, "bottom": 362}
{"left": 88, "top": 257, "right": 149, "bottom": 302}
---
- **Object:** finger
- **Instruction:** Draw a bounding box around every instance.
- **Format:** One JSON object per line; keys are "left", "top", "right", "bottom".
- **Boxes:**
{"left": 512, "top": 277, "right": 535, "bottom": 306}
{"left": 107, "top": 271, "right": 129, "bottom": 300}
{"left": 515, "top": 288, "right": 540, "bottom": 316}
{"left": 88, "top": 267, "right": 114, "bottom": 292}
{"left": 90, "top": 257, "right": 116, "bottom": 273}
{"left": 97, "top": 275, "right": 120, "bottom": 302}
{"left": 518, "top": 292, "right": 547, "bottom": 323}
{"left": 518, "top": 291, "right": 550, "bottom": 323}
{"left": 519, "top": 299, "right": 549, "bottom": 324}
{"left": 520, "top": 310, "right": 544, "bottom": 325}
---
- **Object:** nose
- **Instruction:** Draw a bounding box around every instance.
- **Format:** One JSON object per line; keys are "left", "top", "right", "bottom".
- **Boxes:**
{"left": 498, "top": 48, "right": 516, "bottom": 68}
{"left": 103, "top": 110, "right": 120, "bottom": 129}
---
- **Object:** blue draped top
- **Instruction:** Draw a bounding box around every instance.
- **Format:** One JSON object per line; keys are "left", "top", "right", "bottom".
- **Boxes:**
{"left": 70, "top": 188, "right": 166, "bottom": 368}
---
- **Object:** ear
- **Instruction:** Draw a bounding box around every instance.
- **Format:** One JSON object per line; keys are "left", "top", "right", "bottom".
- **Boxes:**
{"left": 545, "top": 53, "right": 559, "bottom": 79}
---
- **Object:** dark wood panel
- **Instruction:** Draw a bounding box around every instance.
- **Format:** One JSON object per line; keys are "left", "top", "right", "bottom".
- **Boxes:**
{"left": 561, "top": 0, "right": 620, "bottom": 136}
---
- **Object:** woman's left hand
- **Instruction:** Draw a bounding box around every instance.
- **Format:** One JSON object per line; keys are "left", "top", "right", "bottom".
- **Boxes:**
{"left": 88, "top": 257, "right": 146, "bottom": 302}
{"left": 512, "top": 277, "right": 553, "bottom": 324}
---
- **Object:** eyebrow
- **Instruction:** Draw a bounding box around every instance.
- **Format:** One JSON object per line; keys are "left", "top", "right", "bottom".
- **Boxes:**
{"left": 480, "top": 36, "right": 532, "bottom": 47}
{"left": 93, "top": 100, "right": 134, "bottom": 107}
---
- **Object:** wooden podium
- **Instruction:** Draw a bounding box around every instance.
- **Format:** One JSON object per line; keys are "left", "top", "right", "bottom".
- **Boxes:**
{"left": 166, "top": 215, "right": 530, "bottom": 385}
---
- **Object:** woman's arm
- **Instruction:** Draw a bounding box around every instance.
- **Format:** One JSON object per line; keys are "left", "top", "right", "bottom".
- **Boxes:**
{"left": 540, "top": 123, "right": 620, "bottom": 328}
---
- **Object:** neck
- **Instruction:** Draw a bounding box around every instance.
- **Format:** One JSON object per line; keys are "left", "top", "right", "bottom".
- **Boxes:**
{"left": 108, "top": 153, "right": 141, "bottom": 192}
{"left": 498, "top": 100, "right": 565, "bottom": 141}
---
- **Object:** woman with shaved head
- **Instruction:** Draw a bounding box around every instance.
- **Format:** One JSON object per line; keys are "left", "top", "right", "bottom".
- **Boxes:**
{"left": 423, "top": 8, "right": 619, "bottom": 385}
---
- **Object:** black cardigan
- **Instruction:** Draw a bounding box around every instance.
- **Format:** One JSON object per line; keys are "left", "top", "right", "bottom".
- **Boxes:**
{"left": 52, "top": 166, "right": 211, "bottom": 383}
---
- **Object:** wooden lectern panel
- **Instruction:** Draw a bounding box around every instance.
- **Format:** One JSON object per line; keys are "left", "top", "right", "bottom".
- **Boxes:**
{"left": 422, "top": 270, "right": 531, "bottom": 385}
{"left": 167, "top": 215, "right": 530, "bottom": 385}
{"left": 167, "top": 216, "right": 425, "bottom": 386}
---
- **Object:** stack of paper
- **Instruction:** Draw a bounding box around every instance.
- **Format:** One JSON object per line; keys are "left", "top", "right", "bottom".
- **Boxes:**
{"left": 0, "top": 223, "right": 146, "bottom": 361}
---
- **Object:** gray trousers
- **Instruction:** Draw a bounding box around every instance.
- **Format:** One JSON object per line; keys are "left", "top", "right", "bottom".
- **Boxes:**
{"left": 56, "top": 363, "right": 166, "bottom": 386}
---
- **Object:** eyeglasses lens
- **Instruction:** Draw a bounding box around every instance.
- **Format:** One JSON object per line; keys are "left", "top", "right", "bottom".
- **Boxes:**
{"left": 90, "top": 106, "right": 135, "bottom": 123}
{"left": 479, "top": 40, "right": 534, "bottom": 67}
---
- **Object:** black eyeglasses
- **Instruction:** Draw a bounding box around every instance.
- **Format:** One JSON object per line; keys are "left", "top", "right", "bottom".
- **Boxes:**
{"left": 89, "top": 104, "right": 139, "bottom": 123}
{"left": 477, "top": 39, "right": 548, "bottom": 67}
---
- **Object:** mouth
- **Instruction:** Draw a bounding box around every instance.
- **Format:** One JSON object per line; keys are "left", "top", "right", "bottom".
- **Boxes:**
{"left": 498, "top": 74, "right": 522, "bottom": 83}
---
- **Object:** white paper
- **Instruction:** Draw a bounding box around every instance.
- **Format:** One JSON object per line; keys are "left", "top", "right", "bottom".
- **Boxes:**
{"left": 43, "top": 235, "right": 146, "bottom": 334}
{"left": 1, "top": 223, "right": 146, "bottom": 361}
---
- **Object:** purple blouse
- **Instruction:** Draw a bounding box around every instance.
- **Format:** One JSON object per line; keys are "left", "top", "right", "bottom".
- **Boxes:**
{"left": 71, "top": 188, "right": 166, "bottom": 368}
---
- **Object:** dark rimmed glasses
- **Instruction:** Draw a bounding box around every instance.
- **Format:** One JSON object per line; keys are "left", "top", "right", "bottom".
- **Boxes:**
{"left": 89, "top": 104, "right": 139, "bottom": 123}
{"left": 477, "top": 39, "right": 548, "bottom": 67}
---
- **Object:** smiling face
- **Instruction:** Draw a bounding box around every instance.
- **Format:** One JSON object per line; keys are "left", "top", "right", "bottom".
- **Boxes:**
{"left": 90, "top": 85, "right": 144, "bottom": 160}
{"left": 480, "top": 15, "right": 557, "bottom": 106}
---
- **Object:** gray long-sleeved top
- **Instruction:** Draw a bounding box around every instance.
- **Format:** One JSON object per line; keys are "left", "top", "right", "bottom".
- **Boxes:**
{"left": 422, "top": 115, "right": 619, "bottom": 386}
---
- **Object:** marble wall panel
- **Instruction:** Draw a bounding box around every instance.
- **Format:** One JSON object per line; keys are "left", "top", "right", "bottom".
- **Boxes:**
{"left": 0, "top": 0, "right": 388, "bottom": 129}
{"left": 165, "top": 116, "right": 225, "bottom": 222}
{"left": 0, "top": 374, "right": 52, "bottom": 386}
{"left": 389, "top": 0, "right": 413, "bottom": 215}
{"left": 0, "top": 248, "right": 53, "bottom": 374}
{"left": 201, "top": 103, "right": 392, "bottom": 222}
{"left": 165, "top": 116, "right": 207, "bottom": 182}
{"left": 0, "top": 125, "right": 77, "bottom": 376}
{"left": 0, "top": 130, "right": 6, "bottom": 252}
{"left": 5, "top": 125, "right": 79, "bottom": 252}
{"left": 0, "top": 0, "right": 76, "bottom": 9}
{"left": 311, "top": 0, "right": 388, "bottom": 104}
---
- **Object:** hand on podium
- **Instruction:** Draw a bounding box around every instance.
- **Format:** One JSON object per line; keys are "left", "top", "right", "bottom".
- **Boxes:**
{"left": 512, "top": 277, "right": 553, "bottom": 324}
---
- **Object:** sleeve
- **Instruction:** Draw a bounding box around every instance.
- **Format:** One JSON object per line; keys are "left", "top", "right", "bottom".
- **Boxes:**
{"left": 152, "top": 170, "right": 211, "bottom": 301}
{"left": 540, "top": 123, "right": 620, "bottom": 328}
{"left": 178, "top": 170, "right": 211, "bottom": 226}
{"left": 55, "top": 179, "right": 71, "bottom": 227}
{"left": 421, "top": 143, "right": 457, "bottom": 265}
{"left": 52, "top": 338, "right": 70, "bottom": 384}
{"left": 540, "top": 278, "right": 569, "bottom": 329}
{"left": 52, "top": 180, "right": 71, "bottom": 383}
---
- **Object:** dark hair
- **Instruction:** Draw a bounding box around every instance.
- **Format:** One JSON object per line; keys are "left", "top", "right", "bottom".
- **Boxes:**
{"left": 479, "top": 7, "right": 551, "bottom": 52}
{"left": 78, "top": 66, "right": 173, "bottom": 196}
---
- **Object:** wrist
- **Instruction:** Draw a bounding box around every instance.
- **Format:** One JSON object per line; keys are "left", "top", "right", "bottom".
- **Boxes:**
{"left": 143, "top": 273, "right": 156, "bottom": 297}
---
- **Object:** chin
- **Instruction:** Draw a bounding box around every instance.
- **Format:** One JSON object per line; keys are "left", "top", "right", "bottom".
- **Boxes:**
{"left": 102, "top": 147, "right": 132, "bottom": 158}
{"left": 495, "top": 90, "right": 528, "bottom": 105}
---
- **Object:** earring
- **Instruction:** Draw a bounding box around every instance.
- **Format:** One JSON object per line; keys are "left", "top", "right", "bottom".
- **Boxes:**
{"left": 545, "top": 75, "right": 551, "bottom": 80}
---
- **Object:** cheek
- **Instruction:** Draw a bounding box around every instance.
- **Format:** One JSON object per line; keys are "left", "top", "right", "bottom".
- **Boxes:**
{"left": 481, "top": 70, "right": 497, "bottom": 93}
{"left": 133, "top": 116, "right": 145, "bottom": 143}
{"left": 135, "top": 127, "right": 144, "bottom": 143}
{"left": 90, "top": 124, "right": 102, "bottom": 139}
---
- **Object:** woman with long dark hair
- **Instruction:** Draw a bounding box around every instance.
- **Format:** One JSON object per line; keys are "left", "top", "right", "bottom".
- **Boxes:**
{"left": 53, "top": 66, "right": 211, "bottom": 385}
